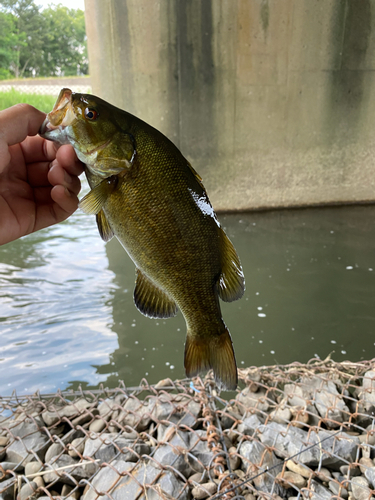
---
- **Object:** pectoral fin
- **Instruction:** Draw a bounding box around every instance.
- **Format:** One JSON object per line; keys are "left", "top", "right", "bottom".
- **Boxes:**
{"left": 79, "top": 176, "right": 118, "bottom": 215}
{"left": 134, "top": 269, "right": 178, "bottom": 319}
{"left": 96, "top": 210, "right": 114, "bottom": 242}
{"left": 217, "top": 228, "right": 245, "bottom": 302}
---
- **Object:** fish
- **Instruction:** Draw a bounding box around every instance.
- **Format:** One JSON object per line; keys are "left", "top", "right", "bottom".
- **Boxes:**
{"left": 39, "top": 88, "right": 245, "bottom": 390}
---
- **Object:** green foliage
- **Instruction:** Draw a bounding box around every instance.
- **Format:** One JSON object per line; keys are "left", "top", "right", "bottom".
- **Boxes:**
{"left": 41, "top": 6, "right": 88, "bottom": 76}
{"left": 0, "top": 10, "right": 26, "bottom": 79}
{"left": 0, "top": 0, "right": 88, "bottom": 78}
{"left": 0, "top": 88, "right": 56, "bottom": 111}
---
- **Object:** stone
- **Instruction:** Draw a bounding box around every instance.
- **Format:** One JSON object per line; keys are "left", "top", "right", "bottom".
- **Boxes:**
{"left": 290, "top": 409, "right": 309, "bottom": 428}
{"left": 44, "top": 442, "right": 64, "bottom": 463}
{"left": 0, "top": 477, "right": 16, "bottom": 500}
{"left": 259, "top": 421, "right": 359, "bottom": 467}
{"left": 236, "top": 387, "right": 271, "bottom": 414}
{"left": 71, "top": 410, "right": 96, "bottom": 427}
{"left": 117, "top": 397, "right": 156, "bottom": 432}
{"left": 189, "top": 430, "right": 214, "bottom": 472}
{"left": 359, "top": 457, "right": 374, "bottom": 474}
{"left": 61, "top": 484, "right": 80, "bottom": 499}
{"left": 237, "top": 414, "right": 263, "bottom": 436}
{"left": 83, "top": 433, "right": 150, "bottom": 464}
{"left": 61, "top": 429, "right": 85, "bottom": 445}
{"left": 359, "top": 371, "right": 375, "bottom": 411}
{"left": 19, "top": 481, "right": 38, "bottom": 500}
{"left": 43, "top": 453, "right": 97, "bottom": 485}
{"left": 306, "top": 479, "right": 332, "bottom": 500}
{"left": 88, "top": 418, "right": 108, "bottom": 433}
{"left": 365, "top": 467, "right": 375, "bottom": 489}
{"left": 153, "top": 432, "right": 193, "bottom": 478}
{"left": 42, "top": 398, "right": 93, "bottom": 426}
{"left": 228, "top": 446, "right": 241, "bottom": 470}
{"left": 220, "top": 405, "right": 242, "bottom": 429}
{"left": 25, "top": 461, "right": 43, "bottom": 477}
{"left": 276, "top": 471, "right": 306, "bottom": 489}
{"left": 351, "top": 476, "right": 372, "bottom": 500}
{"left": 359, "top": 433, "right": 375, "bottom": 446}
{"left": 0, "top": 437, "right": 9, "bottom": 447}
{"left": 283, "top": 385, "right": 321, "bottom": 426}
{"left": 189, "top": 471, "right": 208, "bottom": 485}
{"left": 0, "top": 461, "right": 24, "bottom": 472}
{"left": 98, "top": 398, "right": 118, "bottom": 416}
{"left": 82, "top": 459, "right": 189, "bottom": 500}
{"left": 6, "top": 422, "right": 49, "bottom": 464}
{"left": 300, "top": 377, "right": 349, "bottom": 428}
{"left": 340, "top": 464, "right": 361, "bottom": 478}
{"left": 191, "top": 482, "right": 217, "bottom": 499}
{"left": 151, "top": 394, "right": 201, "bottom": 428}
{"left": 240, "top": 439, "right": 282, "bottom": 494}
{"left": 33, "top": 476, "right": 44, "bottom": 489}
{"left": 328, "top": 479, "right": 348, "bottom": 499}
{"left": 314, "top": 467, "right": 332, "bottom": 482}
{"left": 284, "top": 384, "right": 307, "bottom": 407}
{"left": 270, "top": 407, "right": 292, "bottom": 424}
{"left": 285, "top": 460, "right": 312, "bottom": 479}
{"left": 68, "top": 438, "right": 85, "bottom": 458}
{"left": 362, "top": 444, "right": 371, "bottom": 459}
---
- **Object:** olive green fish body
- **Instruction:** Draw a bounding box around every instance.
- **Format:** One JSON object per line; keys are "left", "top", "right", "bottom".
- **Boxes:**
{"left": 40, "top": 89, "right": 245, "bottom": 390}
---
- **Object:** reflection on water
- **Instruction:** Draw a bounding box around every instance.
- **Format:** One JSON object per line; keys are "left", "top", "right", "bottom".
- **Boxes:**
{"left": 0, "top": 204, "right": 374, "bottom": 395}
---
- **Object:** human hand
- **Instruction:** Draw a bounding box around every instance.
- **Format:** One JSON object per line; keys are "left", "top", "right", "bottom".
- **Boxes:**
{"left": 0, "top": 103, "right": 84, "bottom": 245}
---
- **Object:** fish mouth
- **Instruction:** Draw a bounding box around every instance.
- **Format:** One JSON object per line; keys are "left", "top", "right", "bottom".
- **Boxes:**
{"left": 39, "top": 88, "right": 76, "bottom": 140}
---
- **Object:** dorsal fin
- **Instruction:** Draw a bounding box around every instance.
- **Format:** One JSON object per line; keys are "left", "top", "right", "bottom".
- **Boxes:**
{"left": 134, "top": 269, "right": 178, "bottom": 319}
{"left": 217, "top": 228, "right": 245, "bottom": 302}
{"left": 96, "top": 210, "right": 114, "bottom": 242}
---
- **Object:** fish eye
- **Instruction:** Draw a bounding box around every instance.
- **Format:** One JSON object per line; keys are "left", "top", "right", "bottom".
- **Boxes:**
{"left": 84, "top": 108, "right": 99, "bottom": 121}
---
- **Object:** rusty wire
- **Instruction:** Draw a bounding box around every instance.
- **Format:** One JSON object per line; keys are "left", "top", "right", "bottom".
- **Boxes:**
{"left": 1, "top": 358, "right": 375, "bottom": 499}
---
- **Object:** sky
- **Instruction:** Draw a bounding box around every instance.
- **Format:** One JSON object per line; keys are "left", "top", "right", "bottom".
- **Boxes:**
{"left": 37, "top": 0, "right": 85, "bottom": 10}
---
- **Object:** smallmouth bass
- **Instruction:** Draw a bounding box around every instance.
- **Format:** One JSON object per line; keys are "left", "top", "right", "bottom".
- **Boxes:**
{"left": 40, "top": 88, "right": 245, "bottom": 390}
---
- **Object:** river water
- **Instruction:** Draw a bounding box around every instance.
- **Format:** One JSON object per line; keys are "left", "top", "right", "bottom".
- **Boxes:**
{"left": 1, "top": 198, "right": 374, "bottom": 395}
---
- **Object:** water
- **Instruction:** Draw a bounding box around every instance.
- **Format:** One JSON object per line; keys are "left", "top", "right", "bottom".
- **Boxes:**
{"left": 1, "top": 203, "right": 374, "bottom": 395}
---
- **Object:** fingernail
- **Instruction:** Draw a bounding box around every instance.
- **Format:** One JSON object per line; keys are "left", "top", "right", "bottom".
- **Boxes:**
{"left": 49, "top": 159, "right": 58, "bottom": 170}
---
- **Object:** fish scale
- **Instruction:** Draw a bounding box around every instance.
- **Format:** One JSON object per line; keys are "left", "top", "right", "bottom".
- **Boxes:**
{"left": 39, "top": 88, "right": 245, "bottom": 390}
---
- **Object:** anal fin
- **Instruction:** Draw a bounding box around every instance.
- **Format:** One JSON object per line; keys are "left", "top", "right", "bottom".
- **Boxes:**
{"left": 218, "top": 228, "right": 245, "bottom": 302}
{"left": 134, "top": 269, "right": 178, "bottom": 319}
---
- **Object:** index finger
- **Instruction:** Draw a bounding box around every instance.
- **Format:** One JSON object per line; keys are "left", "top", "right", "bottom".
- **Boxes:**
{"left": 0, "top": 103, "right": 46, "bottom": 147}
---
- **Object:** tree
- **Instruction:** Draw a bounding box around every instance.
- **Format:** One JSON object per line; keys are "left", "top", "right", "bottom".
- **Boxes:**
{"left": 0, "top": 0, "right": 88, "bottom": 78}
{"left": 0, "top": 0, "right": 44, "bottom": 78}
{"left": 41, "top": 6, "right": 88, "bottom": 76}
{"left": 0, "top": 10, "right": 26, "bottom": 79}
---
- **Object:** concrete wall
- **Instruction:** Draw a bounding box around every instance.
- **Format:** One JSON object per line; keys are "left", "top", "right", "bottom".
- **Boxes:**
{"left": 84, "top": 0, "right": 375, "bottom": 211}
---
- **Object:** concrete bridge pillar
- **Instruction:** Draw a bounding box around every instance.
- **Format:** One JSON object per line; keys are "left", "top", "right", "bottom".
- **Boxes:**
{"left": 84, "top": 0, "right": 375, "bottom": 211}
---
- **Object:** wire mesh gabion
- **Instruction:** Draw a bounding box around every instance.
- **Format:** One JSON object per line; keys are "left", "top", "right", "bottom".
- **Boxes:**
{"left": 1, "top": 358, "right": 375, "bottom": 500}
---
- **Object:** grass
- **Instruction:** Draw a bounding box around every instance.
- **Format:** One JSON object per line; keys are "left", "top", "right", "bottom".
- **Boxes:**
{"left": 0, "top": 88, "right": 56, "bottom": 112}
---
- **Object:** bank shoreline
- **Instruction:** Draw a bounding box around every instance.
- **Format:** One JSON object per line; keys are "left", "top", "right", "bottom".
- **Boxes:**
{"left": 1, "top": 358, "right": 375, "bottom": 500}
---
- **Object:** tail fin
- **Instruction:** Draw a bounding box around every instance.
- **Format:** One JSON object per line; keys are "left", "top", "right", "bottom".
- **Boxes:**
{"left": 184, "top": 328, "right": 238, "bottom": 391}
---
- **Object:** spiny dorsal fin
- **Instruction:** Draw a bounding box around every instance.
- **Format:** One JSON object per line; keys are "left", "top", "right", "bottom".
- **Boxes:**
{"left": 79, "top": 176, "right": 118, "bottom": 215}
{"left": 96, "top": 210, "right": 114, "bottom": 242}
{"left": 218, "top": 228, "right": 245, "bottom": 302}
{"left": 134, "top": 269, "right": 178, "bottom": 319}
